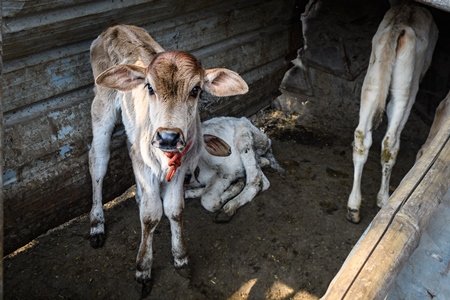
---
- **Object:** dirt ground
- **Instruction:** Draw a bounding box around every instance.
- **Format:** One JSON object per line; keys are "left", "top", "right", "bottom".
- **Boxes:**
{"left": 4, "top": 106, "right": 431, "bottom": 300}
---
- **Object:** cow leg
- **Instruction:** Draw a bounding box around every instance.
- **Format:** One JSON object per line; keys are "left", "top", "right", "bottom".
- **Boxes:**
{"left": 193, "top": 173, "right": 233, "bottom": 212}
{"left": 219, "top": 139, "right": 269, "bottom": 221}
{"left": 89, "top": 96, "right": 118, "bottom": 248}
{"left": 347, "top": 86, "right": 380, "bottom": 223}
{"left": 377, "top": 91, "right": 416, "bottom": 207}
{"left": 185, "top": 179, "right": 239, "bottom": 207}
{"left": 220, "top": 178, "right": 246, "bottom": 203}
{"left": 126, "top": 139, "right": 143, "bottom": 205}
{"left": 377, "top": 38, "right": 417, "bottom": 207}
{"left": 163, "top": 170, "right": 190, "bottom": 278}
{"left": 134, "top": 166, "right": 163, "bottom": 297}
{"left": 220, "top": 170, "right": 268, "bottom": 221}
{"left": 184, "top": 167, "right": 242, "bottom": 212}
{"left": 184, "top": 185, "right": 206, "bottom": 199}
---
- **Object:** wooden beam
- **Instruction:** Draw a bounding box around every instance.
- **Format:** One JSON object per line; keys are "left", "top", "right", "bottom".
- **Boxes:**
{"left": 322, "top": 114, "right": 450, "bottom": 299}
{"left": 415, "top": 0, "right": 450, "bottom": 13}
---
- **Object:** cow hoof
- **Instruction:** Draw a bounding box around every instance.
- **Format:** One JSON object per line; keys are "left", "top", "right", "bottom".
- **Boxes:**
{"left": 137, "top": 278, "right": 153, "bottom": 299}
{"left": 214, "top": 210, "right": 233, "bottom": 223}
{"left": 175, "top": 263, "right": 191, "bottom": 279}
{"left": 90, "top": 233, "right": 106, "bottom": 248}
{"left": 346, "top": 208, "right": 361, "bottom": 224}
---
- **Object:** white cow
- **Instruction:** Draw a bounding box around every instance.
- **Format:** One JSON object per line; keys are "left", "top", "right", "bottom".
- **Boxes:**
{"left": 88, "top": 24, "right": 248, "bottom": 296}
{"left": 416, "top": 90, "right": 450, "bottom": 161}
{"left": 347, "top": 3, "right": 438, "bottom": 223}
{"left": 185, "top": 116, "right": 284, "bottom": 222}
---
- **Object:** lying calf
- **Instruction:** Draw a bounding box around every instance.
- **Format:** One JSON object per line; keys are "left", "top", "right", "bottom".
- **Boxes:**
{"left": 185, "top": 116, "right": 284, "bottom": 222}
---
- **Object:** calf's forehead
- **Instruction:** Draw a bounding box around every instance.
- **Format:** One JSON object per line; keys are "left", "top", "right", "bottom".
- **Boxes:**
{"left": 148, "top": 51, "right": 204, "bottom": 95}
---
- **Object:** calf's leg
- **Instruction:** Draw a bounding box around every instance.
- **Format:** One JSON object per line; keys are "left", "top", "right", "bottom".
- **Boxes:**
{"left": 219, "top": 133, "right": 269, "bottom": 220}
{"left": 89, "top": 95, "right": 118, "bottom": 248}
{"left": 163, "top": 171, "right": 190, "bottom": 277}
{"left": 133, "top": 165, "right": 163, "bottom": 297}
{"left": 347, "top": 84, "right": 381, "bottom": 223}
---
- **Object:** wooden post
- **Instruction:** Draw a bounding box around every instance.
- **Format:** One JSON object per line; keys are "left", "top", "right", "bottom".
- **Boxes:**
{"left": 321, "top": 114, "right": 450, "bottom": 299}
{"left": 414, "top": 0, "right": 450, "bottom": 13}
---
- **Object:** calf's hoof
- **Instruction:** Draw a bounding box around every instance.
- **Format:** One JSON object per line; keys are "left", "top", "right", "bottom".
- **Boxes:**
{"left": 214, "top": 210, "right": 234, "bottom": 223}
{"left": 136, "top": 277, "right": 153, "bottom": 299}
{"left": 175, "top": 263, "right": 191, "bottom": 279}
{"left": 89, "top": 233, "right": 106, "bottom": 248}
{"left": 346, "top": 208, "right": 361, "bottom": 224}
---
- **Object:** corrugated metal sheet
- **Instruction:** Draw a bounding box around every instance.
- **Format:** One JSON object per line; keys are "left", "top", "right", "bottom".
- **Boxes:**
{"left": 2, "top": 0, "right": 302, "bottom": 254}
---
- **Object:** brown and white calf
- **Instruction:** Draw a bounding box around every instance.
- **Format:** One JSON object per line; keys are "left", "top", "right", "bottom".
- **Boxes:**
{"left": 416, "top": 90, "right": 450, "bottom": 161}
{"left": 88, "top": 24, "right": 248, "bottom": 295}
{"left": 184, "top": 116, "right": 284, "bottom": 222}
{"left": 347, "top": 3, "right": 438, "bottom": 223}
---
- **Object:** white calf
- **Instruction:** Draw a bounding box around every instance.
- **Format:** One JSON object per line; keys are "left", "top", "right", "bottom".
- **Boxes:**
{"left": 347, "top": 3, "right": 438, "bottom": 223}
{"left": 416, "top": 90, "right": 450, "bottom": 161}
{"left": 185, "top": 116, "right": 284, "bottom": 222}
{"left": 88, "top": 24, "right": 248, "bottom": 296}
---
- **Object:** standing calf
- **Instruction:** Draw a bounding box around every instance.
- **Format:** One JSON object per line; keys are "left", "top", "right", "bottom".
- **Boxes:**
{"left": 185, "top": 116, "right": 284, "bottom": 222}
{"left": 88, "top": 24, "right": 248, "bottom": 295}
{"left": 347, "top": 3, "right": 438, "bottom": 223}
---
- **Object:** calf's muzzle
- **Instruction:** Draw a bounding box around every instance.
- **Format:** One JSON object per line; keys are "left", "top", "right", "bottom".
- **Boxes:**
{"left": 152, "top": 127, "right": 186, "bottom": 152}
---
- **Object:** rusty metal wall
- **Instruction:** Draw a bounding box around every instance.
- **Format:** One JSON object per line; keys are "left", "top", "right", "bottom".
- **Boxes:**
{"left": 2, "top": 0, "right": 302, "bottom": 254}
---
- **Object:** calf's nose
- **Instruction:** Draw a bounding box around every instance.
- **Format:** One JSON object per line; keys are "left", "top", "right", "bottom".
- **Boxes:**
{"left": 157, "top": 131, "right": 180, "bottom": 147}
{"left": 153, "top": 128, "right": 185, "bottom": 152}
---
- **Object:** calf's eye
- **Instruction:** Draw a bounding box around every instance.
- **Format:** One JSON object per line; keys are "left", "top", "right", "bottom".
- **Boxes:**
{"left": 190, "top": 86, "right": 202, "bottom": 98}
{"left": 144, "top": 83, "right": 155, "bottom": 95}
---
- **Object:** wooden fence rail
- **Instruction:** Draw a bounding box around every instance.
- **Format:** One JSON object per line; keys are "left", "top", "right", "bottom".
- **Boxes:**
{"left": 322, "top": 112, "right": 450, "bottom": 299}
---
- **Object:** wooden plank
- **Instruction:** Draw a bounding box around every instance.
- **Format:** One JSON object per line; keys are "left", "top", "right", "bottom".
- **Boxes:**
{"left": 415, "top": 0, "right": 450, "bottom": 12}
{"left": 201, "top": 58, "right": 287, "bottom": 119}
{"left": 3, "top": 88, "right": 92, "bottom": 167}
{"left": 3, "top": 0, "right": 92, "bottom": 18}
{"left": 3, "top": 0, "right": 286, "bottom": 58}
{"left": 2, "top": 0, "right": 227, "bottom": 60}
{"left": 150, "top": 0, "right": 292, "bottom": 51}
{"left": 3, "top": 22, "right": 289, "bottom": 113}
{"left": 321, "top": 115, "right": 450, "bottom": 299}
{"left": 386, "top": 189, "right": 450, "bottom": 299}
{"left": 194, "top": 24, "right": 288, "bottom": 70}
{"left": 3, "top": 42, "right": 91, "bottom": 113}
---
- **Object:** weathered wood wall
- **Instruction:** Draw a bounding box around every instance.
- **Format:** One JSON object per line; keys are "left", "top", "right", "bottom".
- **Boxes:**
{"left": 2, "top": 0, "right": 303, "bottom": 255}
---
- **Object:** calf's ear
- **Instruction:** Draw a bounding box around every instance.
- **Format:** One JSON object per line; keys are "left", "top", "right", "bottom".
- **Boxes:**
{"left": 204, "top": 134, "right": 232, "bottom": 156}
{"left": 204, "top": 68, "right": 249, "bottom": 97}
{"left": 95, "top": 64, "right": 147, "bottom": 91}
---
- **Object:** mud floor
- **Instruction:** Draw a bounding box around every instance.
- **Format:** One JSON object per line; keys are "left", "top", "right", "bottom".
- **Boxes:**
{"left": 4, "top": 107, "right": 431, "bottom": 300}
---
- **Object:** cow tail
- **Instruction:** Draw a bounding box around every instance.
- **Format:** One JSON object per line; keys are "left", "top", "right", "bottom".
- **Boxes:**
{"left": 371, "top": 25, "right": 413, "bottom": 129}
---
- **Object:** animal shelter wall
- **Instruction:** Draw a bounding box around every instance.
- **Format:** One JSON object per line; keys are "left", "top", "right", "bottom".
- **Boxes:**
{"left": 2, "top": 0, "right": 303, "bottom": 255}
